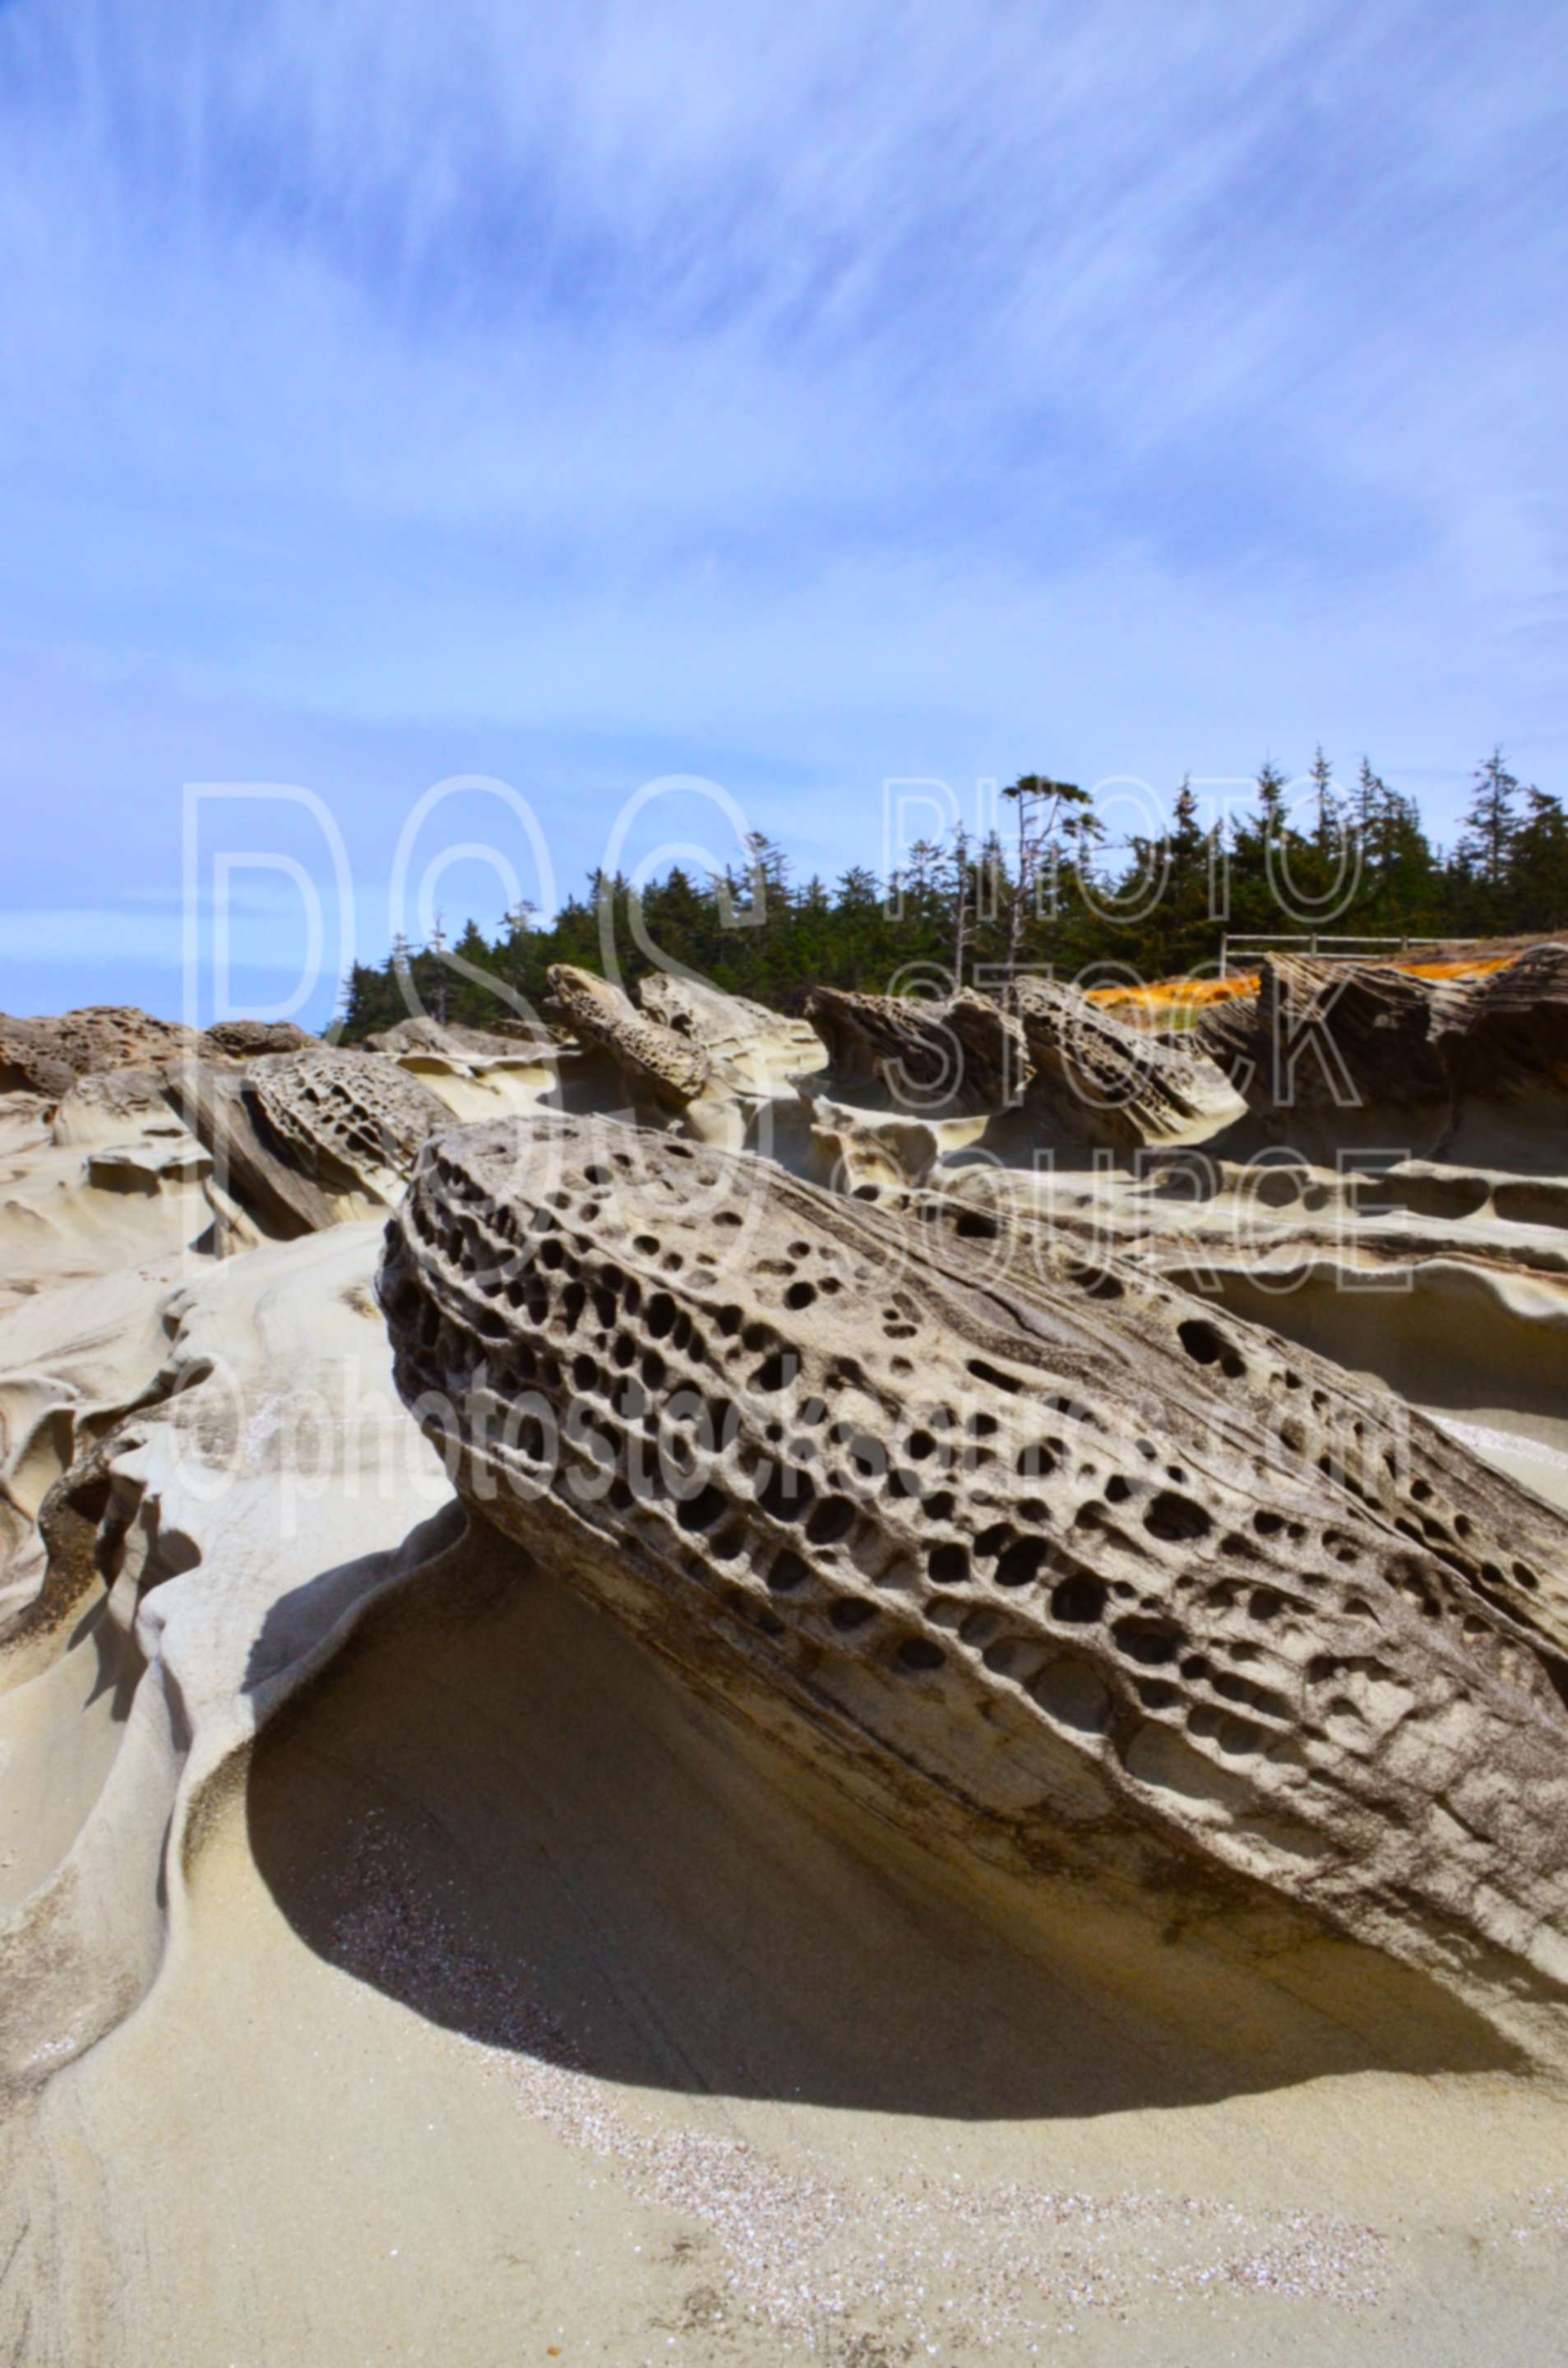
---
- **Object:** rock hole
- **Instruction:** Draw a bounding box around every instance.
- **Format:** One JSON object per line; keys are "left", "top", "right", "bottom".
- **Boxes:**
{"left": 1114, "top": 1617, "right": 1182, "bottom": 1666}
{"left": 995, "top": 1538, "right": 1049, "bottom": 1588}
{"left": 1051, "top": 1575, "right": 1106, "bottom": 1624}
{"left": 1029, "top": 1655, "right": 1111, "bottom": 1734}
{"left": 896, "top": 1635, "right": 946, "bottom": 1673}
{"left": 752, "top": 1348, "right": 800, "bottom": 1394}
{"left": 1144, "top": 1492, "right": 1211, "bottom": 1544}
{"left": 806, "top": 1496, "right": 855, "bottom": 1546}
{"left": 677, "top": 1483, "right": 728, "bottom": 1533}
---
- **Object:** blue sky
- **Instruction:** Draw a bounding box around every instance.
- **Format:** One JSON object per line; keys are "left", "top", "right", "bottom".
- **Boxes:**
{"left": 1, "top": 0, "right": 1566, "bottom": 1024}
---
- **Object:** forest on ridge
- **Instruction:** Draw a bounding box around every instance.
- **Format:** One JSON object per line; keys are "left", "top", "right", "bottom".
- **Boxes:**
{"left": 340, "top": 749, "right": 1568, "bottom": 1037}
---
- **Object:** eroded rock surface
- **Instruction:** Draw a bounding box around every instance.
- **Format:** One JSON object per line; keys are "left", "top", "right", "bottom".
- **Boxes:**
{"left": 0, "top": 1006, "right": 201, "bottom": 1099}
{"left": 803, "top": 986, "right": 1029, "bottom": 1115}
{"left": 1200, "top": 947, "right": 1568, "bottom": 1168}
{"left": 363, "top": 1014, "right": 552, "bottom": 1057}
{"left": 1003, "top": 978, "right": 1237, "bottom": 1149}
{"left": 381, "top": 1109, "right": 1568, "bottom": 2053}
{"left": 164, "top": 1050, "right": 449, "bottom": 1236}
{"left": 201, "top": 1020, "right": 316, "bottom": 1059}
{"left": 638, "top": 972, "right": 824, "bottom": 1083}
{"left": 546, "top": 964, "right": 712, "bottom": 1115}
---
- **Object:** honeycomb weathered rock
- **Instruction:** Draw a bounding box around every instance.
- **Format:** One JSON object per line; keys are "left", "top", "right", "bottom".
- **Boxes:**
{"left": 546, "top": 964, "right": 712, "bottom": 1113}
{"left": 0, "top": 1006, "right": 201, "bottom": 1099}
{"left": 201, "top": 1019, "right": 316, "bottom": 1059}
{"left": 246, "top": 1049, "right": 449, "bottom": 1194}
{"left": 165, "top": 1050, "right": 449, "bottom": 1235}
{"left": 380, "top": 1108, "right": 1568, "bottom": 2049}
{"left": 637, "top": 972, "right": 825, "bottom": 1081}
{"left": 1003, "top": 977, "right": 1233, "bottom": 1148}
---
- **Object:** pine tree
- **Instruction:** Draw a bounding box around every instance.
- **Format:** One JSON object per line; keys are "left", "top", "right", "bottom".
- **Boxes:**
{"left": 1510, "top": 785, "right": 1568, "bottom": 932}
{"left": 1458, "top": 747, "right": 1522, "bottom": 926}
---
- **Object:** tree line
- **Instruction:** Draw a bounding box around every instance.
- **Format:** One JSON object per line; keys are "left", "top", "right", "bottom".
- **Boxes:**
{"left": 340, "top": 747, "right": 1568, "bottom": 1037}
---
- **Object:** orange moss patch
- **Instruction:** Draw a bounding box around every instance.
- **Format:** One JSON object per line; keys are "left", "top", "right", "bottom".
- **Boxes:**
{"left": 1087, "top": 950, "right": 1517, "bottom": 1017}
{"left": 1085, "top": 975, "right": 1251, "bottom": 1013}
{"left": 1398, "top": 955, "right": 1513, "bottom": 982}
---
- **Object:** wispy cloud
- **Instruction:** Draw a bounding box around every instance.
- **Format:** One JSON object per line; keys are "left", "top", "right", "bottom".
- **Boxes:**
{"left": 1, "top": 0, "right": 1566, "bottom": 1017}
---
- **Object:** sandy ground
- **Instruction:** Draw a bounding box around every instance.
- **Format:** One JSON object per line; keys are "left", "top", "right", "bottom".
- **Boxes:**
{"left": 3, "top": 1066, "right": 1568, "bottom": 2364}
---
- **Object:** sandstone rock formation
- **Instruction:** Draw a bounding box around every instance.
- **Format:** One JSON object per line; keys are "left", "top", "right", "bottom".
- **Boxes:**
{"left": 201, "top": 1019, "right": 316, "bottom": 1059}
{"left": 381, "top": 1109, "right": 1568, "bottom": 2052}
{"left": 363, "top": 1014, "right": 552, "bottom": 1057}
{"left": 545, "top": 964, "right": 712, "bottom": 1116}
{"left": 1004, "top": 976, "right": 1237, "bottom": 1148}
{"left": 0, "top": 1006, "right": 201, "bottom": 1098}
{"left": 1199, "top": 946, "right": 1568, "bottom": 1168}
{"left": 164, "top": 1049, "right": 449, "bottom": 1236}
{"left": 799, "top": 1095, "right": 988, "bottom": 1195}
{"left": 800, "top": 982, "right": 1237, "bottom": 1150}
{"left": 803, "top": 985, "right": 1029, "bottom": 1114}
{"left": 637, "top": 971, "right": 825, "bottom": 1083}
{"left": 48, "top": 1066, "right": 176, "bottom": 1148}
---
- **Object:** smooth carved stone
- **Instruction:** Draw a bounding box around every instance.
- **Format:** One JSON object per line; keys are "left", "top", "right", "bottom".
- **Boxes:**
{"left": 1002, "top": 977, "right": 1231, "bottom": 1149}
{"left": 799, "top": 1094, "right": 988, "bottom": 1194}
{"left": 803, "top": 986, "right": 1030, "bottom": 1114}
{"left": 380, "top": 1110, "right": 1568, "bottom": 2048}
{"left": 165, "top": 1051, "right": 449, "bottom": 1236}
{"left": 49, "top": 1066, "right": 177, "bottom": 1148}
{"left": 546, "top": 964, "right": 712, "bottom": 1113}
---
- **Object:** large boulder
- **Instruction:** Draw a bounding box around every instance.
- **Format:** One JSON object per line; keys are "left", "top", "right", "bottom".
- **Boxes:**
{"left": 380, "top": 1109, "right": 1568, "bottom": 2056}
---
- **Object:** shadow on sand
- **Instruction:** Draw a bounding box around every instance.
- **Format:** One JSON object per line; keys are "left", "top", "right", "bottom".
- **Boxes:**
{"left": 245, "top": 1511, "right": 1523, "bottom": 2124}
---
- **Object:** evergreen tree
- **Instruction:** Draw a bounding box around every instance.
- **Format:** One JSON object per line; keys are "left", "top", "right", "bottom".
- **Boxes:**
{"left": 1458, "top": 747, "right": 1522, "bottom": 927}
{"left": 1511, "top": 785, "right": 1568, "bottom": 932}
{"left": 335, "top": 741, "right": 1561, "bottom": 1039}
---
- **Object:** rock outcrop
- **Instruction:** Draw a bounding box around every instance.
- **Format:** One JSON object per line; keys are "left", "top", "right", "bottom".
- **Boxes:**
{"left": 803, "top": 986, "right": 1029, "bottom": 1115}
{"left": 201, "top": 1019, "right": 316, "bottom": 1059}
{"left": 1199, "top": 947, "right": 1568, "bottom": 1168}
{"left": 1005, "top": 977, "right": 1237, "bottom": 1148}
{"left": 0, "top": 1006, "right": 201, "bottom": 1098}
{"left": 164, "top": 1050, "right": 449, "bottom": 1236}
{"left": 381, "top": 1109, "right": 1568, "bottom": 2050}
{"left": 545, "top": 964, "right": 712, "bottom": 1116}
{"left": 637, "top": 972, "right": 824, "bottom": 1083}
{"left": 363, "top": 1014, "right": 552, "bottom": 1058}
